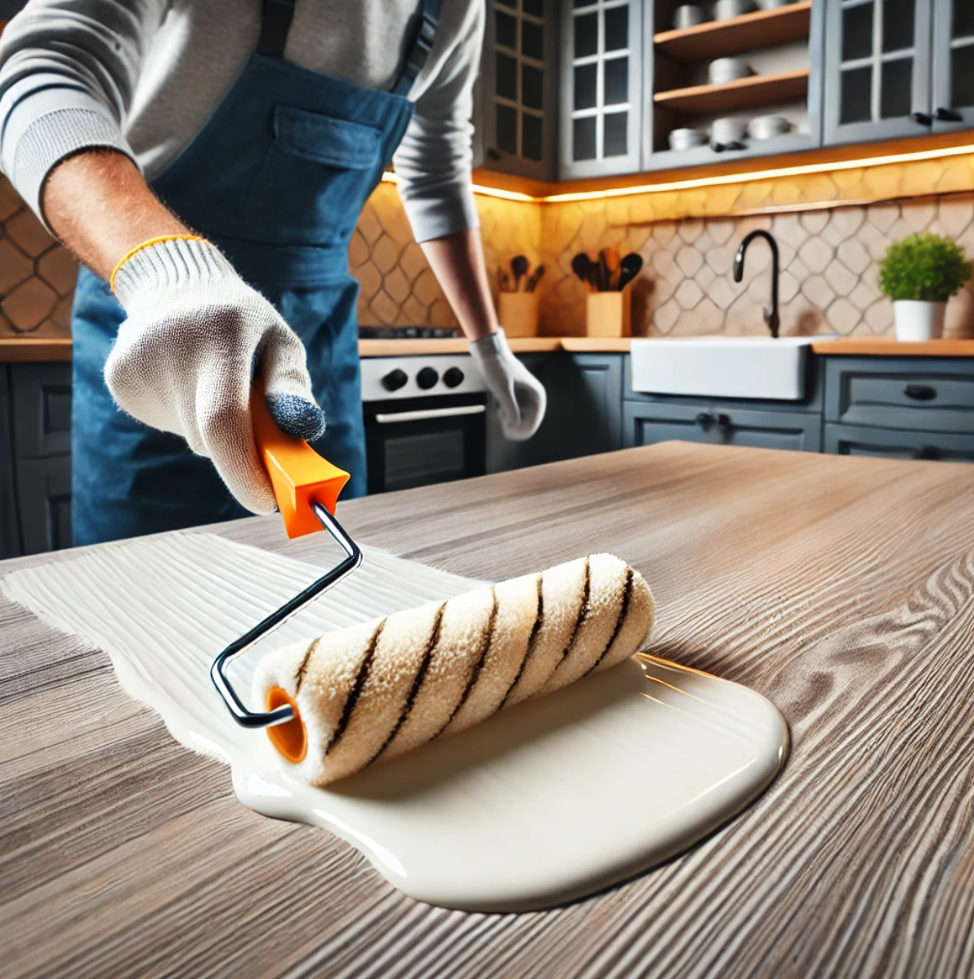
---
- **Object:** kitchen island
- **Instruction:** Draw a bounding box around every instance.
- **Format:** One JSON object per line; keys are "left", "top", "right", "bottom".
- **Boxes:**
{"left": 3, "top": 442, "right": 974, "bottom": 978}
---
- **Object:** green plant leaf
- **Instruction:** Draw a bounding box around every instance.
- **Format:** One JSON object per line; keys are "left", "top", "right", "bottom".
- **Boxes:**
{"left": 878, "top": 233, "right": 973, "bottom": 302}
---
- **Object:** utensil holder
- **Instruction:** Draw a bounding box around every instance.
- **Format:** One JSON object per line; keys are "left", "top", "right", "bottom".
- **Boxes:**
{"left": 499, "top": 292, "right": 540, "bottom": 338}
{"left": 587, "top": 291, "right": 631, "bottom": 338}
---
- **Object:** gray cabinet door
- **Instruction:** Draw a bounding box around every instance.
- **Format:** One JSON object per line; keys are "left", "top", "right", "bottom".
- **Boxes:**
{"left": 931, "top": 0, "right": 974, "bottom": 132}
{"left": 479, "top": 0, "right": 559, "bottom": 179}
{"left": 15, "top": 455, "right": 72, "bottom": 554}
{"left": 559, "top": 0, "right": 642, "bottom": 178}
{"left": 624, "top": 401, "right": 822, "bottom": 452}
{"left": 0, "top": 365, "right": 20, "bottom": 560}
{"left": 824, "top": 0, "right": 935, "bottom": 145}
{"left": 824, "top": 421, "right": 974, "bottom": 460}
{"left": 824, "top": 356, "right": 974, "bottom": 432}
{"left": 11, "top": 362, "right": 72, "bottom": 457}
{"left": 487, "top": 352, "right": 623, "bottom": 472}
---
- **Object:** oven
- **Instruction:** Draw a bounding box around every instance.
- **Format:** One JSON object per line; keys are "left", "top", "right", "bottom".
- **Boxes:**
{"left": 360, "top": 355, "right": 487, "bottom": 495}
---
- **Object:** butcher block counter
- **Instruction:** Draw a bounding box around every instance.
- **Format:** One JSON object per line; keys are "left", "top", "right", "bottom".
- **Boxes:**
{"left": 3, "top": 442, "right": 974, "bottom": 978}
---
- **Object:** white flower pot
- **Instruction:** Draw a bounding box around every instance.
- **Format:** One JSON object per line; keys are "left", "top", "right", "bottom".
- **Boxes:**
{"left": 893, "top": 300, "right": 947, "bottom": 342}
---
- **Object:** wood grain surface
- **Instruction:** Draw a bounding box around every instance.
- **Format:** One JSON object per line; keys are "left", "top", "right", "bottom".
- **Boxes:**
{"left": 3, "top": 442, "right": 974, "bottom": 979}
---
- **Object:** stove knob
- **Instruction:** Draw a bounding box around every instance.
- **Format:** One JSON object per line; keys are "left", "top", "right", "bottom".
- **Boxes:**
{"left": 381, "top": 368, "right": 409, "bottom": 392}
{"left": 442, "top": 367, "right": 464, "bottom": 389}
{"left": 416, "top": 366, "right": 439, "bottom": 390}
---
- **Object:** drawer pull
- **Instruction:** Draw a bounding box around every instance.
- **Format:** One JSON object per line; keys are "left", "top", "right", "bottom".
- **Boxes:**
{"left": 912, "top": 445, "right": 939, "bottom": 461}
{"left": 695, "top": 412, "right": 713, "bottom": 429}
{"left": 904, "top": 384, "right": 936, "bottom": 401}
{"left": 716, "top": 413, "right": 731, "bottom": 429}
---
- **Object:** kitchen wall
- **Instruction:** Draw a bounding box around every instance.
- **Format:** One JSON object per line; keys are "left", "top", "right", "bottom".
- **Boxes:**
{"left": 4, "top": 156, "right": 974, "bottom": 340}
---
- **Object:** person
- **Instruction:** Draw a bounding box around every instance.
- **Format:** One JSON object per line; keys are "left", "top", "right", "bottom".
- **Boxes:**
{"left": 0, "top": 0, "right": 547, "bottom": 545}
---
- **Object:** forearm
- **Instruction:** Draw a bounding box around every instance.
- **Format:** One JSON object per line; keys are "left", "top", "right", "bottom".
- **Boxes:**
{"left": 420, "top": 229, "right": 498, "bottom": 342}
{"left": 42, "top": 149, "right": 190, "bottom": 281}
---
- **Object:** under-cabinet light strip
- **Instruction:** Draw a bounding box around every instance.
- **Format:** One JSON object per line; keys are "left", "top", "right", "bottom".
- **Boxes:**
{"left": 382, "top": 141, "right": 974, "bottom": 205}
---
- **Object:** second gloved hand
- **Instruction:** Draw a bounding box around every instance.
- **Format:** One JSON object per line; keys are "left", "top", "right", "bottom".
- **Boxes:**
{"left": 470, "top": 328, "right": 547, "bottom": 441}
{"left": 106, "top": 236, "right": 324, "bottom": 514}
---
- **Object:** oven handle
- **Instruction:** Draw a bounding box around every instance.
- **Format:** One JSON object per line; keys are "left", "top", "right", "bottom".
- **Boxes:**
{"left": 374, "top": 405, "right": 487, "bottom": 424}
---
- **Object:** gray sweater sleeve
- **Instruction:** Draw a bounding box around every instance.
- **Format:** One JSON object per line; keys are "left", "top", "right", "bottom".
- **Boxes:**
{"left": 392, "top": 0, "right": 482, "bottom": 243}
{"left": 0, "top": 0, "right": 166, "bottom": 222}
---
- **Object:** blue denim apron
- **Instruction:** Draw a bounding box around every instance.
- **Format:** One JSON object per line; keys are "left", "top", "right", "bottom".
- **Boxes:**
{"left": 71, "top": 0, "right": 440, "bottom": 545}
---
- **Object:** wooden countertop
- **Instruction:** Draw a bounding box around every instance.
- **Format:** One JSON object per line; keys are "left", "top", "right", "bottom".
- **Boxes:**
{"left": 4, "top": 442, "right": 974, "bottom": 977}
{"left": 0, "top": 336, "right": 634, "bottom": 362}
{"left": 810, "top": 337, "right": 974, "bottom": 356}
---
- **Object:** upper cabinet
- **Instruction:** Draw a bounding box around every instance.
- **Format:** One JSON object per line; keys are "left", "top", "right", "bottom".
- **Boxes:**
{"left": 478, "top": 0, "right": 560, "bottom": 179}
{"left": 824, "top": 0, "right": 934, "bottom": 143}
{"left": 931, "top": 0, "right": 974, "bottom": 131}
{"left": 646, "top": 0, "right": 825, "bottom": 171}
{"left": 473, "top": 0, "right": 974, "bottom": 183}
{"left": 559, "top": 0, "right": 644, "bottom": 178}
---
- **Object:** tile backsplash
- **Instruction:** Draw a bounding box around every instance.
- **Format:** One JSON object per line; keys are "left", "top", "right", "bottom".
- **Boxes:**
{"left": 4, "top": 167, "right": 974, "bottom": 341}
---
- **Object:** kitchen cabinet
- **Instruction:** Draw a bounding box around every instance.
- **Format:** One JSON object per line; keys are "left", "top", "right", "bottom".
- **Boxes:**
{"left": 487, "top": 351, "right": 623, "bottom": 471}
{"left": 823, "top": 0, "right": 974, "bottom": 145}
{"left": 559, "top": 0, "right": 643, "bottom": 178}
{"left": 823, "top": 421, "right": 974, "bottom": 459}
{"left": 477, "top": 0, "right": 560, "bottom": 179}
{"left": 623, "top": 400, "right": 822, "bottom": 452}
{"left": 646, "top": 0, "right": 825, "bottom": 171}
{"left": 0, "top": 362, "right": 73, "bottom": 559}
{"left": 823, "top": 356, "right": 974, "bottom": 432}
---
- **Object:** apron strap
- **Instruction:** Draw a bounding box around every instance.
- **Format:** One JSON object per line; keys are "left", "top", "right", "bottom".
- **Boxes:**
{"left": 391, "top": 0, "right": 444, "bottom": 96}
{"left": 257, "top": 0, "right": 296, "bottom": 59}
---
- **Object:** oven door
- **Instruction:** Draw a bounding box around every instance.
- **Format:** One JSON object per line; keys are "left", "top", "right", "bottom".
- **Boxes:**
{"left": 364, "top": 393, "right": 487, "bottom": 494}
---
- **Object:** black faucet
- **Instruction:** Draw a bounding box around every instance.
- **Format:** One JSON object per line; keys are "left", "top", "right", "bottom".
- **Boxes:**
{"left": 733, "top": 230, "right": 780, "bottom": 339}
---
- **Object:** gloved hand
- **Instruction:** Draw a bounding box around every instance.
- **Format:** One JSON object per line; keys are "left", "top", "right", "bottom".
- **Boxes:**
{"left": 106, "top": 236, "right": 325, "bottom": 514}
{"left": 470, "top": 327, "right": 547, "bottom": 441}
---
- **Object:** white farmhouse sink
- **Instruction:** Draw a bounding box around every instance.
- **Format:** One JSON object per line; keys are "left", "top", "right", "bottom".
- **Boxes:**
{"left": 630, "top": 337, "right": 815, "bottom": 401}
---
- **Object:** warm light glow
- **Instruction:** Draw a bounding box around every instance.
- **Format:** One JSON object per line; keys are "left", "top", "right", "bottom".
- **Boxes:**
{"left": 386, "top": 142, "right": 974, "bottom": 206}
{"left": 381, "top": 170, "right": 535, "bottom": 203}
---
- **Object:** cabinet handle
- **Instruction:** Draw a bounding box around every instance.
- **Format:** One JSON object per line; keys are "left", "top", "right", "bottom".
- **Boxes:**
{"left": 716, "top": 413, "right": 731, "bottom": 428}
{"left": 486, "top": 148, "right": 502, "bottom": 161}
{"left": 912, "top": 111, "right": 934, "bottom": 126}
{"left": 695, "top": 411, "right": 714, "bottom": 429}
{"left": 713, "top": 141, "right": 746, "bottom": 153}
{"left": 912, "top": 445, "right": 939, "bottom": 461}
{"left": 935, "top": 107, "right": 963, "bottom": 122}
{"left": 904, "top": 383, "right": 936, "bottom": 401}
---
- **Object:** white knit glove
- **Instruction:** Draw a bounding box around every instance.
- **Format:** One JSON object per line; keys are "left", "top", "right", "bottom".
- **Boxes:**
{"left": 470, "top": 328, "right": 546, "bottom": 441}
{"left": 106, "top": 237, "right": 325, "bottom": 514}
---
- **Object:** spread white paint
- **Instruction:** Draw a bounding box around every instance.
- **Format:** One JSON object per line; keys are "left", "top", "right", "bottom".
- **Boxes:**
{"left": 3, "top": 532, "right": 789, "bottom": 911}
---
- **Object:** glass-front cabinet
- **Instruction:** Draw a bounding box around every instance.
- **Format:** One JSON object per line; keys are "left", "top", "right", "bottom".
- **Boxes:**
{"left": 931, "top": 0, "right": 974, "bottom": 131}
{"left": 559, "top": 0, "right": 643, "bottom": 177}
{"left": 478, "top": 0, "right": 558, "bottom": 179}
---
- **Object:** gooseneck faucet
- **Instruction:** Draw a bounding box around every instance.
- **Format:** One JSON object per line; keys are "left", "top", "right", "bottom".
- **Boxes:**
{"left": 733, "top": 230, "right": 780, "bottom": 339}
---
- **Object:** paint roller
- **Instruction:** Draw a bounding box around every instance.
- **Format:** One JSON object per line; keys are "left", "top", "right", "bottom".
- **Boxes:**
{"left": 210, "top": 386, "right": 655, "bottom": 787}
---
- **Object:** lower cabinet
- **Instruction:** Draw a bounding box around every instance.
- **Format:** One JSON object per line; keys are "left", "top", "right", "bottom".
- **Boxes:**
{"left": 1, "top": 362, "right": 73, "bottom": 560}
{"left": 488, "top": 352, "right": 623, "bottom": 473}
{"left": 823, "top": 423, "right": 974, "bottom": 462}
{"left": 623, "top": 402, "right": 822, "bottom": 453}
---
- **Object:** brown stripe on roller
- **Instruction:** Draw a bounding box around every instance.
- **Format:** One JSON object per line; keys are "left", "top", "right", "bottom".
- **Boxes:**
{"left": 436, "top": 587, "right": 499, "bottom": 737}
{"left": 553, "top": 556, "right": 591, "bottom": 672}
{"left": 324, "top": 618, "right": 386, "bottom": 756}
{"left": 499, "top": 573, "right": 543, "bottom": 709}
{"left": 293, "top": 636, "right": 321, "bottom": 693}
{"left": 583, "top": 567, "right": 634, "bottom": 678}
{"left": 367, "top": 601, "right": 446, "bottom": 765}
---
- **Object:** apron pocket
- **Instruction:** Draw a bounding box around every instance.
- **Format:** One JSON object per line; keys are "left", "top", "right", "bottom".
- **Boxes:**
{"left": 245, "top": 105, "right": 382, "bottom": 245}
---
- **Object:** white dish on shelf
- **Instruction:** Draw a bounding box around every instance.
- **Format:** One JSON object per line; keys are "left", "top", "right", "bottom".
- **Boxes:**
{"left": 673, "top": 4, "right": 708, "bottom": 28}
{"left": 709, "top": 57, "right": 753, "bottom": 84}
{"left": 714, "top": 0, "right": 757, "bottom": 20}
{"left": 711, "top": 116, "right": 748, "bottom": 145}
{"left": 669, "top": 127, "right": 710, "bottom": 151}
{"left": 748, "top": 114, "right": 792, "bottom": 139}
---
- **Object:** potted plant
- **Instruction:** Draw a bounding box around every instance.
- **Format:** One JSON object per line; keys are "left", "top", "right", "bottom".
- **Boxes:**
{"left": 879, "top": 233, "right": 973, "bottom": 341}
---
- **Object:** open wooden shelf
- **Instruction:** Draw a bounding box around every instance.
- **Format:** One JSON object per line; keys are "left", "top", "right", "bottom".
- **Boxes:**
{"left": 654, "top": 68, "right": 810, "bottom": 115}
{"left": 654, "top": 1, "right": 812, "bottom": 62}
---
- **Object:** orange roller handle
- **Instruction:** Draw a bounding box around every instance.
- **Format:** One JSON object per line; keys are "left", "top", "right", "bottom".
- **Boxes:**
{"left": 251, "top": 381, "right": 350, "bottom": 539}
